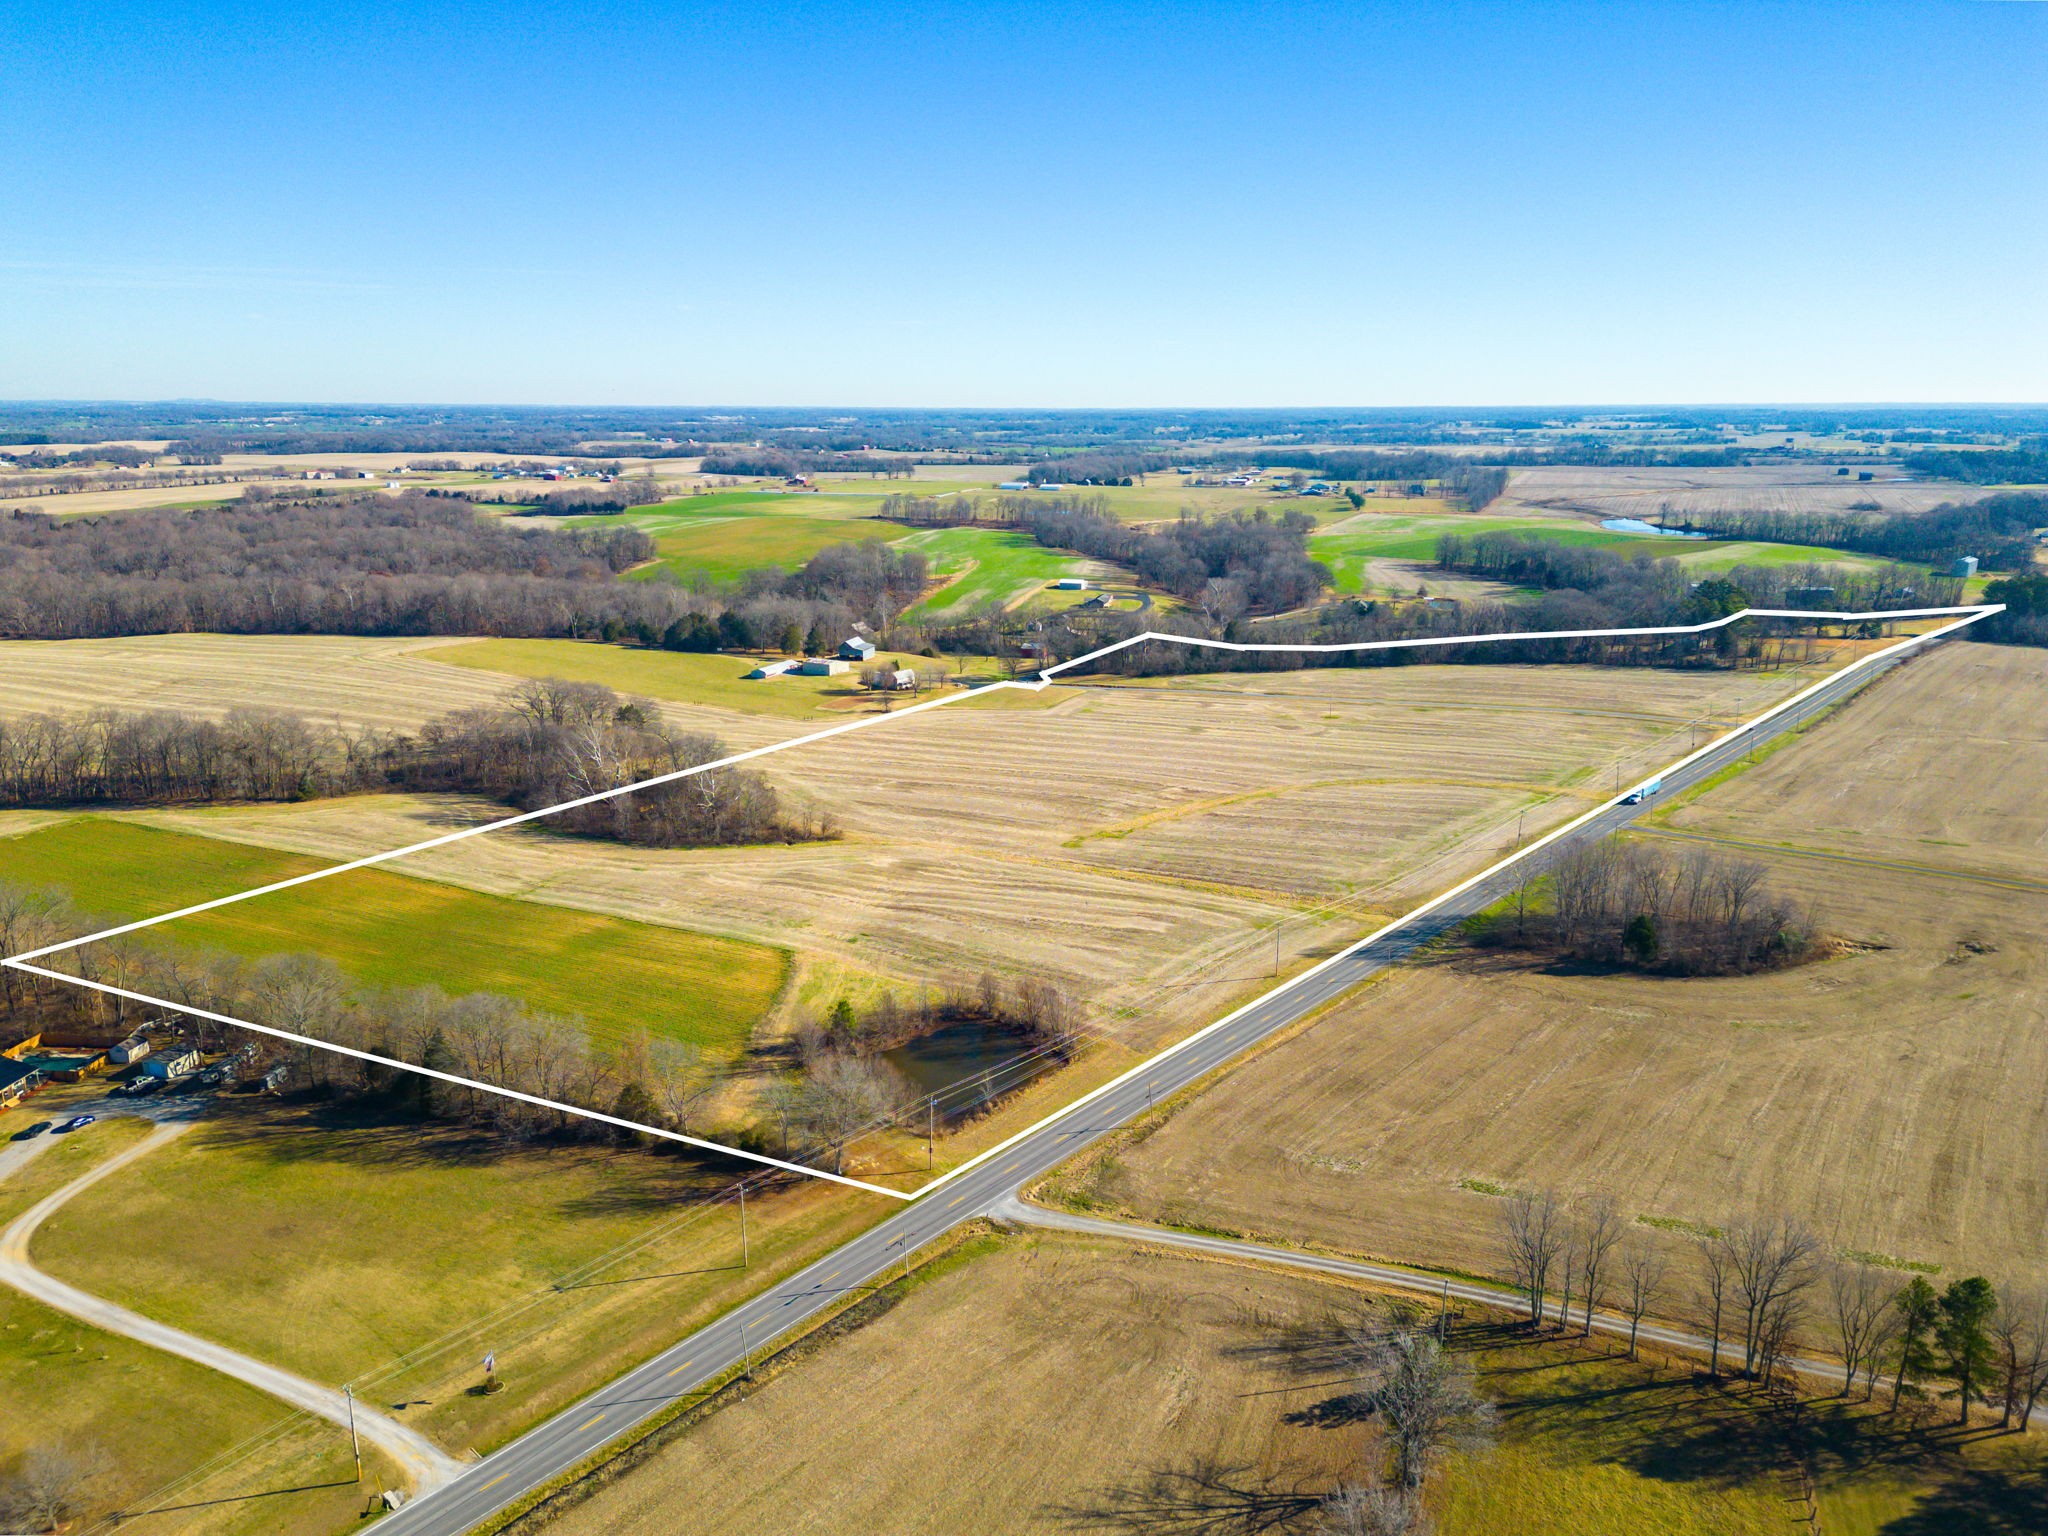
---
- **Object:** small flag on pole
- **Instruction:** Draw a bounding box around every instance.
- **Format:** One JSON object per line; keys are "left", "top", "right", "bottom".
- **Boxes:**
{"left": 483, "top": 1352, "right": 496, "bottom": 1374}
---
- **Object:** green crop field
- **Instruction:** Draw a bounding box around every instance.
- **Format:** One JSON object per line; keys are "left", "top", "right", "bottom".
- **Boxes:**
{"left": 423, "top": 637, "right": 946, "bottom": 720}
{"left": 2, "top": 819, "right": 787, "bottom": 1053}
{"left": 1668, "top": 539, "right": 1904, "bottom": 575}
{"left": 899, "top": 527, "right": 1096, "bottom": 618}
{"left": 544, "top": 492, "right": 913, "bottom": 581}
{"left": 1308, "top": 515, "right": 1659, "bottom": 592}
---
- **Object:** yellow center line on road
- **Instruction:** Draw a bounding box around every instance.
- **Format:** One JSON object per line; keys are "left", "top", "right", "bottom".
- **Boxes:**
{"left": 946, "top": 1194, "right": 967, "bottom": 1208}
{"left": 663, "top": 1359, "right": 694, "bottom": 1377}
{"left": 479, "top": 1474, "right": 509, "bottom": 1492}
{"left": 576, "top": 1413, "right": 606, "bottom": 1432}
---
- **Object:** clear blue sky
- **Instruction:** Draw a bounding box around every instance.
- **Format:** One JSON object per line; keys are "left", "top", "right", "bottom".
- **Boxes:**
{"left": 3, "top": 0, "right": 2043, "bottom": 405}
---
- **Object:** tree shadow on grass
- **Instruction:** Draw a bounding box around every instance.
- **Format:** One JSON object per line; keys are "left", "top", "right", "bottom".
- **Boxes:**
{"left": 1045, "top": 1458, "right": 1324, "bottom": 1535}
{"left": 1875, "top": 1461, "right": 2048, "bottom": 1536}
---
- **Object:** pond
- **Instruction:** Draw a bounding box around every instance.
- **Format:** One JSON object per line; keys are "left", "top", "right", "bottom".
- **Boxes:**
{"left": 882, "top": 1018, "right": 1043, "bottom": 1115}
{"left": 1601, "top": 517, "right": 1711, "bottom": 539}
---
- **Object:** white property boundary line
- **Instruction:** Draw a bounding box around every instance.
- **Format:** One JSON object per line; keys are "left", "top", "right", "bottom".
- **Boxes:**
{"left": 0, "top": 603, "right": 2002, "bottom": 1199}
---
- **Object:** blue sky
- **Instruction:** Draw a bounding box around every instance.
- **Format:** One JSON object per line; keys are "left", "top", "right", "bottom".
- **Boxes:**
{"left": 2, "top": 0, "right": 2043, "bottom": 404}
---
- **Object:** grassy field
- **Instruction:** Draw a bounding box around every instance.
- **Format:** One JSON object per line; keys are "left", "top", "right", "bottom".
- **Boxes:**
{"left": 30, "top": 1098, "right": 889, "bottom": 1456}
{"left": 3, "top": 818, "right": 788, "bottom": 1054}
{"left": 1307, "top": 514, "right": 1653, "bottom": 593}
{"left": 1083, "top": 640, "right": 2048, "bottom": 1291}
{"left": 0, "top": 1119, "right": 384, "bottom": 1536}
{"left": 535, "top": 491, "right": 914, "bottom": 581}
{"left": 898, "top": 526, "right": 1103, "bottom": 617}
{"left": 1496, "top": 463, "right": 1992, "bottom": 521}
{"left": 537, "top": 1231, "right": 2038, "bottom": 1536}
{"left": 419, "top": 637, "right": 952, "bottom": 721}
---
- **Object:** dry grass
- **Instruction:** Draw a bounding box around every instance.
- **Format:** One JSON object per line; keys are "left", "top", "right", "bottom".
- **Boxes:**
{"left": 67, "top": 655, "right": 1837, "bottom": 1052}
{"left": 1498, "top": 464, "right": 1990, "bottom": 522}
{"left": 1090, "top": 641, "right": 2048, "bottom": 1286}
{"left": 538, "top": 1232, "right": 2022, "bottom": 1536}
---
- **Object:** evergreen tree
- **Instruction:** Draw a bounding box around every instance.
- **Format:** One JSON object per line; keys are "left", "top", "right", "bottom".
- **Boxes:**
{"left": 1936, "top": 1276, "right": 2000, "bottom": 1426}
{"left": 1890, "top": 1277, "right": 1941, "bottom": 1410}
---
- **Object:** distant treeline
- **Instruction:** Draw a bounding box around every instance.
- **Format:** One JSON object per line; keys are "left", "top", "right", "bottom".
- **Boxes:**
{"left": 0, "top": 493, "right": 922, "bottom": 642}
{"left": 1019, "top": 505, "right": 1329, "bottom": 614}
{"left": 0, "top": 678, "right": 832, "bottom": 849}
{"left": 495, "top": 479, "right": 667, "bottom": 514}
{"left": 1, "top": 445, "right": 158, "bottom": 470}
{"left": 1024, "top": 450, "right": 1180, "bottom": 485}
{"left": 1480, "top": 840, "right": 1818, "bottom": 976}
{"left": 1903, "top": 443, "right": 2048, "bottom": 485}
{"left": 698, "top": 447, "right": 916, "bottom": 478}
{"left": 1660, "top": 491, "right": 2048, "bottom": 574}
{"left": 1982, "top": 573, "right": 2048, "bottom": 647}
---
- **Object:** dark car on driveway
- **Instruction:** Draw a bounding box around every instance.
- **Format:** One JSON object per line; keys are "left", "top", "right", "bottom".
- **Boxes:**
{"left": 10, "top": 1120, "right": 52, "bottom": 1141}
{"left": 57, "top": 1114, "right": 97, "bottom": 1133}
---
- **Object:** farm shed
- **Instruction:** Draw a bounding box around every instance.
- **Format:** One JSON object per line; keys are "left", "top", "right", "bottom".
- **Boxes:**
{"left": 747, "top": 659, "right": 800, "bottom": 679}
{"left": 142, "top": 1048, "right": 202, "bottom": 1080}
{"left": 838, "top": 637, "right": 877, "bottom": 661}
{"left": 109, "top": 1035, "right": 152, "bottom": 1065}
{"left": 800, "top": 658, "right": 850, "bottom": 676}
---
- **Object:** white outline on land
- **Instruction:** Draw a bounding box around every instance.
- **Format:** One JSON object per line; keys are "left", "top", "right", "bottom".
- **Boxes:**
{"left": 1, "top": 603, "right": 2002, "bottom": 1199}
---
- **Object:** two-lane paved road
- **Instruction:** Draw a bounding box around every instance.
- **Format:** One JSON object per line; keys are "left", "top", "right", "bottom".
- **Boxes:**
{"left": 378, "top": 631, "right": 1942, "bottom": 1535}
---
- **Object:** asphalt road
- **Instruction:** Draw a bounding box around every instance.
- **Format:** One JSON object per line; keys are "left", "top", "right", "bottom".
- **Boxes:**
{"left": 377, "top": 639, "right": 1926, "bottom": 1535}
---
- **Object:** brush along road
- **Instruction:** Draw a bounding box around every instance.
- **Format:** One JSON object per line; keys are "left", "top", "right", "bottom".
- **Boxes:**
{"left": 369, "top": 627, "right": 1956, "bottom": 1536}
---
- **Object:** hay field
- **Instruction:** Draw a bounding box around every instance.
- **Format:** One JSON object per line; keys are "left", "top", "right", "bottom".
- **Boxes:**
{"left": 116, "top": 660, "right": 1833, "bottom": 1051}
{"left": 539, "top": 1232, "right": 2010, "bottom": 1536}
{"left": 7, "top": 819, "right": 788, "bottom": 1054}
{"left": 0, "top": 633, "right": 810, "bottom": 748}
{"left": 1499, "top": 463, "right": 1988, "bottom": 521}
{"left": 1091, "top": 643, "right": 2048, "bottom": 1286}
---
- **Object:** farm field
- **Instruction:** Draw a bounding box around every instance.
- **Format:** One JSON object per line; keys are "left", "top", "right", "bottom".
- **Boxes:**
{"left": 417, "top": 637, "right": 954, "bottom": 722}
{"left": 1496, "top": 463, "right": 1989, "bottom": 521}
{"left": 0, "top": 1120, "right": 381, "bottom": 1536}
{"left": 1308, "top": 512, "right": 1651, "bottom": 594}
{"left": 1076, "top": 641, "right": 2048, "bottom": 1292}
{"left": 537, "top": 1231, "right": 2033, "bottom": 1536}
{"left": 96, "top": 658, "right": 1849, "bottom": 1063}
{"left": 898, "top": 525, "right": 1108, "bottom": 617}
{"left": 5, "top": 818, "right": 788, "bottom": 1055}
{"left": 29, "top": 1097, "right": 889, "bottom": 1457}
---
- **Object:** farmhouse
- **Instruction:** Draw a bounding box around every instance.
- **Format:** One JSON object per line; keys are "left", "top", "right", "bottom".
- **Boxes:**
{"left": 838, "top": 637, "right": 877, "bottom": 661}
{"left": 747, "top": 659, "right": 801, "bottom": 679}
{"left": 800, "top": 658, "right": 850, "bottom": 676}
{"left": 885, "top": 668, "right": 917, "bottom": 690}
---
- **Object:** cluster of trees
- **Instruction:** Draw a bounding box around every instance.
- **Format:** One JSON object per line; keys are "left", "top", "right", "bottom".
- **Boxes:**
{"left": 0, "top": 680, "right": 833, "bottom": 850}
{"left": 1490, "top": 840, "right": 1818, "bottom": 976}
{"left": 697, "top": 447, "right": 915, "bottom": 478}
{"left": 795, "top": 972, "right": 1084, "bottom": 1062}
{"left": 514, "top": 478, "right": 667, "bottom": 514}
{"left": 1903, "top": 443, "right": 2048, "bottom": 485}
{"left": 1663, "top": 491, "right": 2048, "bottom": 574}
{"left": 1, "top": 444, "right": 158, "bottom": 469}
{"left": 1983, "top": 572, "right": 2048, "bottom": 647}
{"left": 1024, "top": 450, "right": 1178, "bottom": 485}
{"left": 1020, "top": 505, "right": 1329, "bottom": 614}
{"left": 1499, "top": 1191, "right": 2048, "bottom": 1427}
{"left": 0, "top": 464, "right": 258, "bottom": 500}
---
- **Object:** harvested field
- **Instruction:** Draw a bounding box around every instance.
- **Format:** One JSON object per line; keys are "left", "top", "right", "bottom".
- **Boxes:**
{"left": 1087, "top": 641, "right": 2048, "bottom": 1290}
{"left": 108, "top": 660, "right": 1833, "bottom": 1053}
{"left": 1497, "top": 463, "right": 1990, "bottom": 522}
{"left": 0, "top": 633, "right": 807, "bottom": 747}
{"left": 538, "top": 1232, "right": 2027, "bottom": 1536}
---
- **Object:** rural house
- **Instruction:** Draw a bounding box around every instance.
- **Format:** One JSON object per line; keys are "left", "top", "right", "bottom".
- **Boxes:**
{"left": 142, "top": 1047, "right": 202, "bottom": 1080}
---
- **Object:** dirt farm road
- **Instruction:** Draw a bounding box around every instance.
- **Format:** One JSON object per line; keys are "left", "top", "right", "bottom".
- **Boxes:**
{"left": 372, "top": 629, "right": 1951, "bottom": 1536}
{"left": 0, "top": 1105, "right": 464, "bottom": 1496}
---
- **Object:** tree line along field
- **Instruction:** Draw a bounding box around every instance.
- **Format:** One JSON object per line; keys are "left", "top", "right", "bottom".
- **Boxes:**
{"left": 528, "top": 1229, "right": 2040, "bottom": 1536}
{"left": 1058, "top": 640, "right": 2048, "bottom": 1304}
{"left": 3, "top": 818, "right": 789, "bottom": 1056}
{"left": 23, "top": 647, "right": 1847, "bottom": 1063}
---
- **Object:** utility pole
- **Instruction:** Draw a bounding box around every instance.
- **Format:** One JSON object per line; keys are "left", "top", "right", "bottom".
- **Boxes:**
{"left": 739, "top": 1180, "right": 748, "bottom": 1269}
{"left": 926, "top": 1097, "right": 935, "bottom": 1171}
{"left": 1437, "top": 1278, "right": 1450, "bottom": 1341}
{"left": 740, "top": 1318, "right": 752, "bottom": 1381}
{"left": 345, "top": 1383, "right": 362, "bottom": 1483}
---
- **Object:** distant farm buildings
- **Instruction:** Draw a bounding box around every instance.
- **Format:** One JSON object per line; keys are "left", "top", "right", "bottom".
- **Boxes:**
{"left": 1952, "top": 555, "right": 1979, "bottom": 579}
{"left": 142, "top": 1048, "right": 203, "bottom": 1080}
{"left": 839, "top": 637, "right": 877, "bottom": 661}
{"left": 1053, "top": 577, "right": 1089, "bottom": 591}
{"left": 799, "top": 658, "right": 850, "bottom": 676}
{"left": 746, "top": 659, "right": 801, "bottom": 679}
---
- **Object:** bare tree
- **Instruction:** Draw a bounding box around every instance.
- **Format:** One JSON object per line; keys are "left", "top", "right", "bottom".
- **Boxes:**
{"left": 1575, "top": 1197, "right": 1626, "bottom": 1337}
{"left": 1694, "top": 1233, "right": 1733, "bottom": 1380}
{"left": 1827, "top": 1260, "right": 1900, "bottom": 1401}
{"left": 1723, "top": 1215, "right": 1820, "bottom": 1379}
{"left": 0, "top": 1443, "right": 110, "bottom": 1532}
{"left": 1618, "top": 1235, "right": 1668, "bottom": 1361}
{"left": 1315, "top": 1480, "right": 1428, "bottom": 1536}
{"left": 796, "top": 1054, "right": 906, "bottom": 1173}
{"left": 1500, "top": 1190, "right": 1562, "bottom": 1328}
{"left": 1347, "top": 1324, "right": 1497, "bottom": 1490}
{"left": 1990, "top": 1285, "right": 2048, "bottom": 1430}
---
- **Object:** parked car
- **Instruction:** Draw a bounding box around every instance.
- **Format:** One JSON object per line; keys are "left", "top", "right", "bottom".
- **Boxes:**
{"left": 57, "top": 1114, "right": 97, "bottom": 1132}
{"left": 10, "top": 1121, "right": 52, "bottom": 1141}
